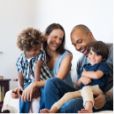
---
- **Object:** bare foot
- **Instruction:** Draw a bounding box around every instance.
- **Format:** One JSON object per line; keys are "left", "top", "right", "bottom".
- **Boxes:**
{"left": 40, "top": 108, "right": 50, "bottom": 113}
{"left": 78, "top": 108, "right": 93, "bottom": 114}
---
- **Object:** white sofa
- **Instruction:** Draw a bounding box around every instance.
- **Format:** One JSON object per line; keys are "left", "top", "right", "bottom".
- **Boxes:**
{"left": 2, "top": 90, "right": 40, "bottom": 113}
{"left": 2, "top": 90, "right": 113, "bottom": 113}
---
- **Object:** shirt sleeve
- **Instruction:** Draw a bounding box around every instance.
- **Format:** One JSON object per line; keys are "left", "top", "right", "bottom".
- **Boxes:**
{"left": 36, "top": 50, "right": 46, "bottom": 62}
{"left": 16, "top": 55, "right": 23, "bottom": 73}
{"left": 98, "top": 62, "right": 110, "bottom": 75}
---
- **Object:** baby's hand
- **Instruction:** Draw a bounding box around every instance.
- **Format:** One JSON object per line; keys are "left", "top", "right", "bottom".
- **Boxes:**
{"left": 79, "top": 76, "right": 91, "bottom": 85}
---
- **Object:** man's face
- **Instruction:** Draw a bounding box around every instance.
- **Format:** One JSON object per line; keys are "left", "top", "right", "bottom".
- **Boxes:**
{"left": 71, "top": 29, "right": 92, "bottom": 55}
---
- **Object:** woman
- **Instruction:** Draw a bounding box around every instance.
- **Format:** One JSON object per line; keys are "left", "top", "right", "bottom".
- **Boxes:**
{"left": 14, "top": 23, "right": 73, "bottom": 112}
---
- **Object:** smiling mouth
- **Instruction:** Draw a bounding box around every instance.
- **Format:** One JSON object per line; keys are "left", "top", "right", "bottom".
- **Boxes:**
{"left": 81, "top": 49, "right": 88, "bottom": 55}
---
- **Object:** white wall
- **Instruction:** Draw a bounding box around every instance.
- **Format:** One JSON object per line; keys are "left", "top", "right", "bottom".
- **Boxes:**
{"left": 0, "top": 0, "right": 113, "bottom": 88}
{"left": 36, "top": 0, "right": 113, "bottom": 81}
{"left": 0, "top": 0, "right": 38, "bottom": 88}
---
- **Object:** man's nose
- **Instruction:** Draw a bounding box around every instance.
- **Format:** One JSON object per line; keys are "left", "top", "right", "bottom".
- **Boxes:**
{"left": 76, "top": 44, "right": 81, "bottom": 51}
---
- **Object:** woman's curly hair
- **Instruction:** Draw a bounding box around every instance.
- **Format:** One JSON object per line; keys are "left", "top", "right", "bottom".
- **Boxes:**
{"left": 17, "top": 28, "right": 45, "bottom": 51}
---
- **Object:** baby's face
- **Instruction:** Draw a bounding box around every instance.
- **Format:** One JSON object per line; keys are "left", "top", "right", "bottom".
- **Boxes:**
{"left": 88, "top": 49, "right": 103, "bottom": 65}
{"left": 25, "top": 45, "right": 41, "bottom": 58}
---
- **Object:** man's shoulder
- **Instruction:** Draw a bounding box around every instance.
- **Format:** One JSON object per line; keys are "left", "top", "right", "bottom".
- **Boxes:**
{"left": 106, "top": 43, "right": 113, "bottom": 49}
{"left": 105, "top": 43, "right": 113, "bottom": 64}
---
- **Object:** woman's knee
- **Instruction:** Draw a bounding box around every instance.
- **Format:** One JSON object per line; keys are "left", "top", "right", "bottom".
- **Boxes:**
{"left": 46, "top": 78, "right": 60, "bottom": 87}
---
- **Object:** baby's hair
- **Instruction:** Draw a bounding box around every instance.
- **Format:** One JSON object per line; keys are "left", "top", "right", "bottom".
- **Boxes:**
{"left": 88, "top": 41, "right": 109, "bottom": 60}
{"left": 17, "top": 28, "right": 45, "bottom": 51}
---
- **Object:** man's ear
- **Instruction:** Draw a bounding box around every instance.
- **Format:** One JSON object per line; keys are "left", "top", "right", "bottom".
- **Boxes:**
{"left": 88, "top": 32, "right": 94, "bottom": 40}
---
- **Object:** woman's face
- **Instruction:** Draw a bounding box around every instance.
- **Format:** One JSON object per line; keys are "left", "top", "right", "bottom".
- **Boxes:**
{"left": 47, "top": 29, "right": 64, "bottom": 51}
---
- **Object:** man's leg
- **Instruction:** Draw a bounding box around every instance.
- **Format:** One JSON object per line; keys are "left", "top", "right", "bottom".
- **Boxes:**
{"left": 43, "top": 78, "right": 75, "bottom": 109}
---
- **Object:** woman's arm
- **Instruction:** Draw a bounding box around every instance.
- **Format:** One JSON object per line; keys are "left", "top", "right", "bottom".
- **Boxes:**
{"left": 34, "top": 60, "right": 43, "bottom": 81}
{"left": 56, "top": 53, "right": 73, "bottom": 79}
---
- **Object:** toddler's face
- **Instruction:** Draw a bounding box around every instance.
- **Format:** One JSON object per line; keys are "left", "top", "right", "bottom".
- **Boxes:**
{"left": 88, "top": 49, "right": 103, "bottom": 65}
{"left": 25, "top": 45, "right": 41, "bottom": 58}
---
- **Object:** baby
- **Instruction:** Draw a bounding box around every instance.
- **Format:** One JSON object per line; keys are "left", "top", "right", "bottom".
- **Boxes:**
{"left": 41, "top": 41, "right": 110, "bottom": 113}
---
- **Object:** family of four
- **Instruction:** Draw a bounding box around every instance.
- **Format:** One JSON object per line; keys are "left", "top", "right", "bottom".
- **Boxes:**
{"left": 11, "top": 23, "right": 113, "bottom": 113}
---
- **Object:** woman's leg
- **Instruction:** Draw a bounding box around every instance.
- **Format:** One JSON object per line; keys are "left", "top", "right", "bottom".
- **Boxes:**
{"left": 50, "top": 90, "right": 81, "bottom": 112}
{"left": 43, "top": 78, "right": 75, "bottom": 109}
{"left": 60, "top": 98, "right": 83, "bottom": 113}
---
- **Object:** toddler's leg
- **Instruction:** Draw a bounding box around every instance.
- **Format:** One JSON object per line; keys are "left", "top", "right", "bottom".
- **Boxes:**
{"left": 92, "top": 85, "right": 103, "bottom": 95}
{"left": 80, "top": 85, "right": 103, "bottom": 113}
{"left": 19, "top": 98, "right": 31, "bottom": 113}
{"left": 80, "top": 86, "right": 94, "bottom": 113}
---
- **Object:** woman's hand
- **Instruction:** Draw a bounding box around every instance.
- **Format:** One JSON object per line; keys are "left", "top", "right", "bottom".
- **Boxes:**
{"left": 94, "top": 93, "right": 106, "bottom": 109}
{"left": 21, "top": 82, "right": 40, "bottom": 101}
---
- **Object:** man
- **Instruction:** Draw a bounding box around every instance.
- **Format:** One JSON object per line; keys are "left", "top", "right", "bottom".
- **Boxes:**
{"left": 40, "top": 24, "right": 113, "bottom": 113}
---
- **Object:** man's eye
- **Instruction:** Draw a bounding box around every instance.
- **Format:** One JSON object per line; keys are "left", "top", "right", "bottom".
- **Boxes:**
{"left": 77, "top": 39, "right": 82, "bottom": 43}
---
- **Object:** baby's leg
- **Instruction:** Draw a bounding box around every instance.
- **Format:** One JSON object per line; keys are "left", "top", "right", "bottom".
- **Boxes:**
{"left": 91, "top": 85, "right": 103, "bottom": 95}
{"left": 50, "top": 90, "right": 81, "bottom": 113}
{"left": 80, "top": 85, "right": 103, "bottom": 112}
{"left": 80, "top": 86, "right": 94, "bottom": 113}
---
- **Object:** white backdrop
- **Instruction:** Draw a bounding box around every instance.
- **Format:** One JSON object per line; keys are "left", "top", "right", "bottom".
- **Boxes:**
{"left": 36, "top": 0, "right": 113, "bottom": 82}
{"left": 0, "top": 0, "right": 113, "bottom": 89}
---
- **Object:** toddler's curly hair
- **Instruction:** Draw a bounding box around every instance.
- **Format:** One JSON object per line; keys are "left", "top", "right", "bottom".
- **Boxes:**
{"left": 17, "top": 28, "right": 45, "bottom": 51}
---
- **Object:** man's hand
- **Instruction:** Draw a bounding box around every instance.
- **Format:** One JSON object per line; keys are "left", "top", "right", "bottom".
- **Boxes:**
{"left": 94, "top": 93, "right": 106, "bottom": 109}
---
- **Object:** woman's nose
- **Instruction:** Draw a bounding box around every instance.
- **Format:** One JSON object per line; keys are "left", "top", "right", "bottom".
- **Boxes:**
{"left": 56, "top": 38, "right": 61, "bottom": 44}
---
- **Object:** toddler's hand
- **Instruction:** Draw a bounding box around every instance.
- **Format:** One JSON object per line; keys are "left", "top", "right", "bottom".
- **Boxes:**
{"left": 11, "top": 88, "right": 22, "bottom": 98}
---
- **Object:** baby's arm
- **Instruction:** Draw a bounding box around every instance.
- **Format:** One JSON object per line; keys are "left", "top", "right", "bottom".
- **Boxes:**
{"left": 82, "top": 70, "right": 104, "bottom": 79}
{"left": 50, "top": 91, "right": 81, "bottom": 113}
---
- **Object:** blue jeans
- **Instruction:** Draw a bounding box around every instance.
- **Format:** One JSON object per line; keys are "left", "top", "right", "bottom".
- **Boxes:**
{"left": 19, "top": 98, "right": 31, "bottom": 113}
{"left": 43, "top": 78, "right": 113, "bottom": 113}
{"left": 43, "top": 78, "right": 83, "bottom": 112}
{"left": 19, "top": 82, "right": 31, "bottom": 113}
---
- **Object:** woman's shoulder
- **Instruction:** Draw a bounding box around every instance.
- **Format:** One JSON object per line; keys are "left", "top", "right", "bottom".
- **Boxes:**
{"left": 61, "top": 50, "right": 72, "bottom": 57}
{"left": 58, "top": 50, "right": 72, "bottom": 63}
